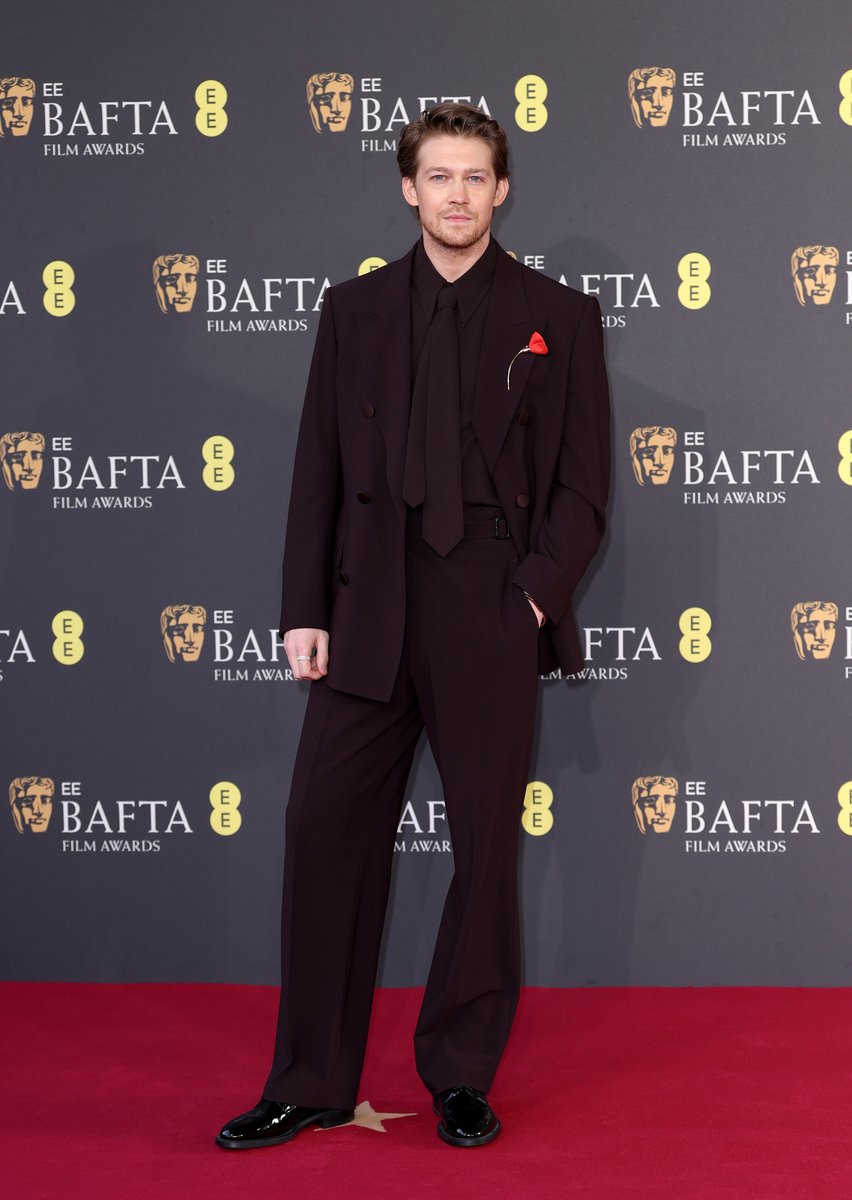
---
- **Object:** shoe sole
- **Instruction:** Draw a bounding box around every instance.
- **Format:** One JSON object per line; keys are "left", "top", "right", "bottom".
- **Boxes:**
{"left": 215, "top": 1108, "right": 354, "bottom": 1150}
{"left": 433, "top": 1104, "right": 502, "bottom": 1149}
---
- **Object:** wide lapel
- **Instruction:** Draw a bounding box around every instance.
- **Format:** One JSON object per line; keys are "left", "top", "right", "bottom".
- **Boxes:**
{"left": 355, "top": 245, "right": 416, "bottom": 520}
{"left": 473, "top": 243, "right": 548, "bottom": 477}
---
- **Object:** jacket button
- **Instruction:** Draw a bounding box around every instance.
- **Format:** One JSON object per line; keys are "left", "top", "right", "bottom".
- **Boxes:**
{"left": 361, "top": 403, "right": 375, "bottom": 418}
{"left": 356, "top": 490, "right": 370, "bottom": 504}
{"left": 515, "top": 493, "right": 529, "bottom": 508}
{"left": 517, "top": 409, "right": 530, "bottom": 425}
{"left": 338, "top": 569, "right": 349, "bottom": 585}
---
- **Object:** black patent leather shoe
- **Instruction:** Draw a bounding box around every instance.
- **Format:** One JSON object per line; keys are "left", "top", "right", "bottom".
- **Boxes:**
{"left": 216, "top": 1098, "right": 354, "bottom": 1149}
{"left": 432, "top": 1086, "right": 501, "bottom": 1147}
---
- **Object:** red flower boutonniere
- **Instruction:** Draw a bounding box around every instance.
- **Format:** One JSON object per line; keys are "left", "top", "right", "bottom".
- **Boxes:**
{"left": 506, "top": 332, "right": 548, "bottom": 390}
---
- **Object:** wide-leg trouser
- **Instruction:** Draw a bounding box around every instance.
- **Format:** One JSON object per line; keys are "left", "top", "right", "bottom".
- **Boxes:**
{"left": 263, "top": 504, "right": 541, "bottom": 1108}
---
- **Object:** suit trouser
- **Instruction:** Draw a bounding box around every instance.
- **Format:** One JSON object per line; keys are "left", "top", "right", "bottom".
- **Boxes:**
{"left": 263, "top": 503, "right": 541, "bottom": 1108}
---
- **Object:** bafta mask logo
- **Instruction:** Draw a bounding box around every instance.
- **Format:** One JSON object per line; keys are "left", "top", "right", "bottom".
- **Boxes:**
{"left": 628, "top": 67, "right": 676, "bottom": 129}
{"left": 632, "top": 776, "right": 678, "bottom": 835}
{"left": 306, "top": 72, "right": 354, "bottom": 134}
{"left": 791, "top": 246, "right": 839, "bottom": 306}
{"left": 791, "top": 601, "right": 837, "bottom": 661}
{"left": 1, "top": 431, "right": 45, "bottom": 491}
{"left": 0, "top": 77, "right": 36, "bottom": 138}
{"left": 9, "top": 777, "right": 54, "bottom": 834}
{"left": 630, "top": 426, "right": 676, "bottom": 486}
{"left": 161, "top": 604, "right": 207, "bottom": 663}
{"left": 153, "top": 254, "right": 199, "bottom": 314}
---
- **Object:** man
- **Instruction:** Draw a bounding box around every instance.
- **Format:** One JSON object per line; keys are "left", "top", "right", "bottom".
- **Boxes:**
{"left": 217, "top": 102, "right": 610, "bottom": 1151}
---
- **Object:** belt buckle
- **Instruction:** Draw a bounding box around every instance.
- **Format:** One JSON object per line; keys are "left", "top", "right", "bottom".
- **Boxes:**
{"left": 493, "top": 513, "right": 510, "bottom": 540}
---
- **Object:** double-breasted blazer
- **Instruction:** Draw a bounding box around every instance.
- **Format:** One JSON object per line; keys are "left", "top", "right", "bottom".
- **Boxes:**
{"left": 278, "top": 239, "right": 611, "bottom": 703}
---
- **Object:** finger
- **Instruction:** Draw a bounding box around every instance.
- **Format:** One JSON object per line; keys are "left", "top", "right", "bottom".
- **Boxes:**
{"left": 314, "top": 632, "right": 330, "bottom": 676}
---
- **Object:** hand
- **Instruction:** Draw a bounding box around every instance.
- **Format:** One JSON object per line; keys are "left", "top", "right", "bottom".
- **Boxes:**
{"left": 283, "top": 628, "right": 329, "bottom": 680}
{"left": 526, "top": 596, "right": 545, "bottom": 628}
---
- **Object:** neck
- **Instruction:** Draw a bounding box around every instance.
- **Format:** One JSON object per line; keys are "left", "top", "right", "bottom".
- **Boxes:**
{"left": 420, "top": 228, "right": 492, "bottom": 282}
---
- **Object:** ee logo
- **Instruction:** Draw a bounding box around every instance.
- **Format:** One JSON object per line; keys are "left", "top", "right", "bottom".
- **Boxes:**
{"left": 837, "top": 782, "right": 852, "bottom": 836}
{"left": 43, "top": 261, "right": 75, "bottom": 317}
{"left": 522, "top": 781, "right": 554, "bottom": 836}
{"left": 202, "top": 435, "right": 235, "bottom": 491}
{"left": 52, "top": 610, "right": 84, "bottom": 665}
{"left": 838, "top": 431, "right": 852, "bottom": 485}
{"left": 679, "top": 608, "right": 712, "bottom": 662}
{"left": 209, "top": 781, "right": 242, "bottom": 836}
{"left": 514, "top": 75, "right": 548, "bottom": 131}
{"left": 358, "top": 257, "right": 387, "bottom": 275}
{"left": 839, "top": 71, "right": 852, "bottom": 126}
{"left": 677, "top": 252, "right": 711, "bottom": 309}
{"left": 195, "top": 80, "right": 228, "bottom": 137}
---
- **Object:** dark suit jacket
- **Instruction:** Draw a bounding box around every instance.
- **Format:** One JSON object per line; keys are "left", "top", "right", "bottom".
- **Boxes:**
{"left": 278, "top": 240, "right": 611, "bottom": 703}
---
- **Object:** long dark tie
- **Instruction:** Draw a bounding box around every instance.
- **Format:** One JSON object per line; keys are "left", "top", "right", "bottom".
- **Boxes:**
{"left": 402, "top": 283, "right": 463, "bottom": 556}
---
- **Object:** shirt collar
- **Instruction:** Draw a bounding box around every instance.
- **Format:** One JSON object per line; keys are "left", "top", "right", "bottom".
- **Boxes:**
{"left": 412, "top": 236, "right": 497, "bottom": 326}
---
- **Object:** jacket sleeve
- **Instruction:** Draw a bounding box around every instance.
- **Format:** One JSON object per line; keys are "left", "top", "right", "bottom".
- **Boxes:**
{"left": 512, "top": 294, "right": 611, "bottom": 626}
{"left": 277, "top": 288, "right": 341, "bottom": 637}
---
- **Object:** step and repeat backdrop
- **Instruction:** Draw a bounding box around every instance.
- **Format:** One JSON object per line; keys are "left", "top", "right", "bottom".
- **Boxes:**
{"left": 3, "top": 0, "right": 852, "bottom": 986}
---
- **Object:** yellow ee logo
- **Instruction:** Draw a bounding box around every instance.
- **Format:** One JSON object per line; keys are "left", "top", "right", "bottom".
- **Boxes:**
{"left": 838, "top": 431, "right": 852, "bottom": 485}
{"left": 43, "top": 261, "right": 75, "bottom": 317}
{"left": 837, "top": 782, "right": 852, "bottom": 835}
{"left": 52, "top": 610, "right": 84, "bottom": 664}
{"left": 195, "top": 80, "right": 228, "bottom": 137}
{"left": 838, "top": 71, "right": 852, "bottom": 126}
{"left": 514, "top": 75, "right": 548, "bottom": 131}
{"left": 358, "top": 257, "right": 387, "bottom": 275}
{"left": 522, "top": 781, "right": 554, "bottom": 836}
{"left": 209, "top": 781, "right": 242, "bottom": 836}
{"left": 677, "top": 252, "right": 711, "bottom": 309}
{"left": 678, "top": 607, "right": 712, "bottom": 662}
{"left": 202, "top": 435, "right": 235, "bottom": 491}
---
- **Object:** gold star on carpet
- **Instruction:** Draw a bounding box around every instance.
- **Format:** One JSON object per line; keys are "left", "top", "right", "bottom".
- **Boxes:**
{"left": 318, "top": 1100, "right": 418, "bottom": 1133}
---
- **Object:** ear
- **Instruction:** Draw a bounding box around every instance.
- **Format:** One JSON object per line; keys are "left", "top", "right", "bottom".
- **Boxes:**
{"left": 401, "top": 176, "right": 419, "bottom": 208}
{"left": 492, "top": 177, "right": 509, "bottom": 209}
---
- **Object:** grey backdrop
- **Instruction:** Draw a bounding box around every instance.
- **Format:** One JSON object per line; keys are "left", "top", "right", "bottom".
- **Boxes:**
{"left": 3, "top": 0, "right": 852, "bottom": 987}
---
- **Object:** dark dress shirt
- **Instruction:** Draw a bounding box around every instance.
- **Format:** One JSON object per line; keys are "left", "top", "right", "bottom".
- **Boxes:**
{"left": 409, "top": 237, "right": 501, "bottom": 507}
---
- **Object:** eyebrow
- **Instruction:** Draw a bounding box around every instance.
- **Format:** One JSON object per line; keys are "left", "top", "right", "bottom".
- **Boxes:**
{"left": 423, "top": 164, "right": 493, "bottom": 173}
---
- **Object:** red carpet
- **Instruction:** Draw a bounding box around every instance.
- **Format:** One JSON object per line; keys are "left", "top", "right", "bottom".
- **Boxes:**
{"left": 3, "top": 984, "right": 852, "bottom": 1199}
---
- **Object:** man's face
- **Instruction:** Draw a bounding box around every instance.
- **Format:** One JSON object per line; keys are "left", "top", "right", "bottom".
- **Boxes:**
{"left": 634, "top": 75, "right": 674, "bottom": 127}
{"left": 796, "top": 253, "right": 837, "bottom": 305}
{"left": 795, "top": 608, "right": 836, "bottom": 660}
{"left": 311, "top": 79, "right": 352, "bottom": 133}
{"left": 15, "top": 783, "right": 53, "bottom": 833}
{"left": 635, "top": 434, "right": 675, "bottom": 485}
{"left": 167, "top": 612, "right": 205, "bottom": 662}
{"left": 1, "top": 85, "right": 34, "bottom": 136}
{"left": 3, "top": 438, "right": 43, "bottom": 489}
{"left": 639, "top": 783, "right": 676, "bottom": 834}
{"left": 158, "top": 262, "right": 197, "bottom": 313}
{"left": 401, "top": 134, "right": 509, "bottom": 254}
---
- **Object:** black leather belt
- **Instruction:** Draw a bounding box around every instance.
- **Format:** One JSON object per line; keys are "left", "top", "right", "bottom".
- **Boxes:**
{"left": 460, "top": 509, "right": 511, "bottom": 540}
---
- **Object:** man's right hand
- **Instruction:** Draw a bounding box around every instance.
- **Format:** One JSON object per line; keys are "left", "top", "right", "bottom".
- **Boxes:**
{"left": 283, "top": 628, "right": 329, "bottom": 681}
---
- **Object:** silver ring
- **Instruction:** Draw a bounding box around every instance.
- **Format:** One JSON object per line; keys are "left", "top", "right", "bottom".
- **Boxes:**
{"left": 295, "top": 654, "right": 314, "bottom": 660}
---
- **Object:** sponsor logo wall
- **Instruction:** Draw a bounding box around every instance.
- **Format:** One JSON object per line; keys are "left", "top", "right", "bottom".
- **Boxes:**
{"left": 3, "top": 0, "right": 852, "bottom": 988}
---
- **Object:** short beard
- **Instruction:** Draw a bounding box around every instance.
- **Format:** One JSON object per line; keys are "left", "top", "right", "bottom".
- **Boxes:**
{"left": 420, "top": 217, "right": 490, "bottom": 256}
